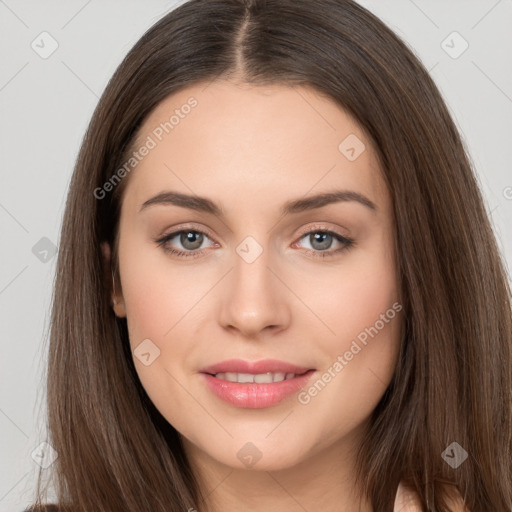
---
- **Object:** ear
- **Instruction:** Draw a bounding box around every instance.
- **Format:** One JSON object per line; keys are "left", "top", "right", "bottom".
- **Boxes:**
{"left": 101, "top": 241, "right": 126, "bottom": 318}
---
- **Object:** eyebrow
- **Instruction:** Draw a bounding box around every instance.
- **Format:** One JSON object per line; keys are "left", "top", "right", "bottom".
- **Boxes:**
{"left": 139, "top": 189, "right": 377, "bottom": 216}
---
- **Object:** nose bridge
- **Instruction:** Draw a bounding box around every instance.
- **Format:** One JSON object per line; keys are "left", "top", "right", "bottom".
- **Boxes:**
{"left": 232, "top": 233, "right": 277, "bottom": 303}
{"left": 219, "top": 232, "right": 289, "bottom": 335}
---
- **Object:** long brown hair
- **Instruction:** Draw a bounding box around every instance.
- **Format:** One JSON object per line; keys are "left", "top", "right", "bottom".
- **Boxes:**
{"left": 29, "top": 0, "right": 512, "bottom": 510}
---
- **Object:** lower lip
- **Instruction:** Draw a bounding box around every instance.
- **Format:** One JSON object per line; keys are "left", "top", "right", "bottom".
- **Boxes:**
{"left": 201, "top": 371, "right": 316, "bottom": 409}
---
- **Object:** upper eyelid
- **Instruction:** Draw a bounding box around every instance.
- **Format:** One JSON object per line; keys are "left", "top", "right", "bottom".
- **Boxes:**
{"left": 161, "top": 222, "right": 345, "bottom": 235}
{"left": 295, "top": 224, "right": 348, "bottom": 238}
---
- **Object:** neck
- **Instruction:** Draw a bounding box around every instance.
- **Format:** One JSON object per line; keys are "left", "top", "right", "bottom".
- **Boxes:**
{"left": 182, "top": 429, "right": 373, "bottom": 512}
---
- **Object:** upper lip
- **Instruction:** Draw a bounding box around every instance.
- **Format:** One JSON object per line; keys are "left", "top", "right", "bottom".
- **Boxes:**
{"left": 200, "top": 359, "right": 314, "bottom": 375}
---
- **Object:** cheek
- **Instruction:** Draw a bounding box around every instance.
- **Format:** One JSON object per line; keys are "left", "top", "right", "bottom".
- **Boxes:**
{"left": 337, "top": 258, "right": 398, "bottom": 342}
{"left": 117, "top": 240, "right": 206, "bottom": 428}
{"left": 295, "top": 232, "right": 401, "bottom": 410}
{"left": 300, "top": 233, "right": 399, "bottom": 348}
{"left": 273, "top": 280, "right": 401, "bottom": 466}
{"left": 118, "top": 237, "right": 208, "bottom": 345}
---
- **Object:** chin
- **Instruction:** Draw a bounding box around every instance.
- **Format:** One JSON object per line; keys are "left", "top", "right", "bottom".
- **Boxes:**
{"left": 206, "top": 439, "right": 310, "bottom": 472}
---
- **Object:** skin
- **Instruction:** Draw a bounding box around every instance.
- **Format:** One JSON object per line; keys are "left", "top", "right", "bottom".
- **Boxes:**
{"left": 104, "top": 79, "right": 403, "bottom": 512}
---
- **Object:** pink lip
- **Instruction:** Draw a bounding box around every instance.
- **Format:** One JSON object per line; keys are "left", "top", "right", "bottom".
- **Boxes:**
{"left": 199, "top": 359, "right": 316, "bottom": 409}
{"left": 200, "top": 358, "right": 313, "bottom": 375}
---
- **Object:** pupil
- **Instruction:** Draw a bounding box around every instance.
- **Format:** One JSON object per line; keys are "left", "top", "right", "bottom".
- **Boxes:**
{"left": 312, "top": 232, "right": 332, "bottom": 250}
{"left": 182, "top": 231, "right": 203, "bottom": 250}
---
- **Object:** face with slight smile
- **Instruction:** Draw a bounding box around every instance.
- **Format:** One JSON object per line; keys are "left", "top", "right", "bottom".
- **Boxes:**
{"left": 107, "top": 79, "right": 402, "bottom": 474}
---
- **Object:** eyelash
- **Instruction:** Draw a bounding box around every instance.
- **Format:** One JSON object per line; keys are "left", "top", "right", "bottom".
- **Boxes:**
{"left": 154, "top": 225, "right": 355, "bottom": 260}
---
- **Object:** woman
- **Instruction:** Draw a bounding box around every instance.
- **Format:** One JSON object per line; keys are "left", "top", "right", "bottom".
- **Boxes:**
{"left": 28, "top": 0, "right": 512, "bottom": 510}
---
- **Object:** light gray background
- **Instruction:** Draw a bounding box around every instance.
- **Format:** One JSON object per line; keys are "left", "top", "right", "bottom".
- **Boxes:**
{"left": 1, "top": 1, "right": 511, "bottom": 510}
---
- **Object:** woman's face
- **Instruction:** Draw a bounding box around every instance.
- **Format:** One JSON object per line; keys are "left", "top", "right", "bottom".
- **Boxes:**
{"left": 109, "top": 80, "right": 402, "bottom": 473}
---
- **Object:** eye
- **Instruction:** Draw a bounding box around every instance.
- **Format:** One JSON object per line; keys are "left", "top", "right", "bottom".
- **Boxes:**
{"left": 154, "top": 225, "right": 355, "bottom": 260}
{"left": 155, "top": 228, "right": 217, "bottom": 259}
{"left": 293, "top": 228, "right": 355, "bottom": 259}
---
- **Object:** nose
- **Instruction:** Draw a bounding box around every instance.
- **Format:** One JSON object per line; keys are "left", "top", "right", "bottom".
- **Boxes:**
{"left": 218, "top": 243, "right": 291, "bottom": 339}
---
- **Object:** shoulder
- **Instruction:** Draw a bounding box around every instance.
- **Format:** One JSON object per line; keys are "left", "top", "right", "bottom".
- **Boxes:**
{"left": 394, "top": 481, "right": 422, "bottom": 511}
{"left": 394, "top": 481, "right": 469, "bottom": 512}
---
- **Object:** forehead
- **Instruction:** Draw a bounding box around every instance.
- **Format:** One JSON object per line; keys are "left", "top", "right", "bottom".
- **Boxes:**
{"left": 121, "top": 80, "right": 389, "bottom": 216}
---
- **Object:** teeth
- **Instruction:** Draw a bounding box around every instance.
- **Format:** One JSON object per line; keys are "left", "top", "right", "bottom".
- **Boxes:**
{"left": 238, "top": 372, "right": 255, "bottom": 383}
{"left": 214, "top": 372, "right": 296, "bottom": 383}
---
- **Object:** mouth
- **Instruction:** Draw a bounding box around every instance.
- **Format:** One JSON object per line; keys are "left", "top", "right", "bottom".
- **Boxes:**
{"left": 206, "top": 369, "right": 310, "bottom": 384}
{"left": 199, "top": 358, "right": 314, "bottom": 376}
{"left": 199, "top": 359, "right": 316, "bottom": 409}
